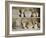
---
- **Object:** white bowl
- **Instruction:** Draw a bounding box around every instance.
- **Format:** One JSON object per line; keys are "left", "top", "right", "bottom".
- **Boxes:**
{"left": 25, "top": 11, "right": 32, "bottom": 18}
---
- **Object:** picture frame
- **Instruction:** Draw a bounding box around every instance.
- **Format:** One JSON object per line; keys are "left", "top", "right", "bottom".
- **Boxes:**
{"left": 5, "top": 1, "right": 45, "bottom": 37}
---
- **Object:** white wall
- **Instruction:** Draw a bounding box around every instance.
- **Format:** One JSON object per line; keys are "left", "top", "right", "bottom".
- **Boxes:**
{"left": 0, "top": 0, "right": 46, "bottom": 38}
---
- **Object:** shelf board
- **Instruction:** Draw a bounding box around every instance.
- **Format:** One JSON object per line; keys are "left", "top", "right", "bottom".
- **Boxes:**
{"left": 13, "top": 17, "right": 40, "bottom": 18}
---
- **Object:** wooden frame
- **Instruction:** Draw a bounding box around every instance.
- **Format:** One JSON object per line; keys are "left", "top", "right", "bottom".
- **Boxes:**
{"left": 5, "top": 1, "right": 45, "bottom": 37}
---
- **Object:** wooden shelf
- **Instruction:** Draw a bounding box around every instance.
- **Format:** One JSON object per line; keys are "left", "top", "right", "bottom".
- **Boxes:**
{"left": 13, "top": 17, "right": 40, "bottom": 19}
